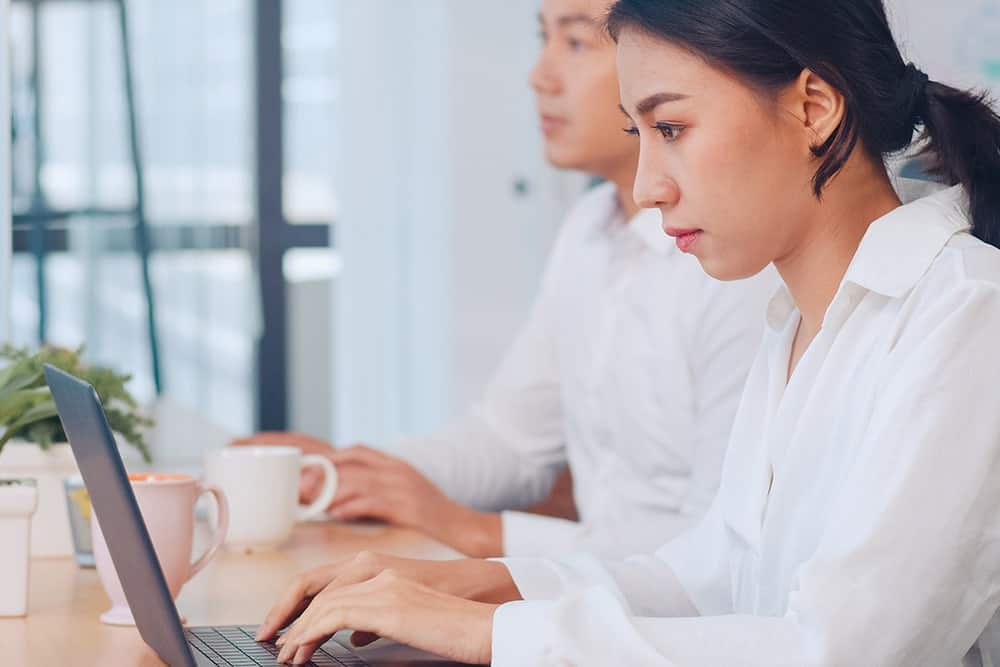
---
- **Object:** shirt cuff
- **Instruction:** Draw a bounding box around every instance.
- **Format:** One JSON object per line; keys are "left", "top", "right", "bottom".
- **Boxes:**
{"left": 491, "top": 556, "right": 572, "bottom": 601}
{"left": 501, "top": 510, "right": 584, "bottom": 557}
{"left": 491, "top": 599, "right": 561, "bottom": 667}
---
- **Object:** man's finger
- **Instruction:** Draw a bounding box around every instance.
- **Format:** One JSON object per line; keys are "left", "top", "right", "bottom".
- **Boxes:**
{"left": 298, "top": 465, "right": 325, "bottom": 504}
{"left": 328, "top": 444, "right": 397, "bottom": 468}
{"left": 230, "top": 431, "right": 334, "bottom": 456}
{"left": 328, "top": 495, "right": 388, "bottom": 522}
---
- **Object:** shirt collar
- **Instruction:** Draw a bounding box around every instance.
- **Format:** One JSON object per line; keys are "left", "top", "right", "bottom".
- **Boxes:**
{"left": 764, "top": 185, "right": 970, "bottom": 331}
{"left": 841, "top": 184, "right": 969, "bottom": 298}
{"left": 765, "top": 286, "right": 797, "bottom": 332}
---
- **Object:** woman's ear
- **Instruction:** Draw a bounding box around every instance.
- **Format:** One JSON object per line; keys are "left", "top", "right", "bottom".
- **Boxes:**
{"left": 782, "top": 68, "right": 847, "bottom": 153}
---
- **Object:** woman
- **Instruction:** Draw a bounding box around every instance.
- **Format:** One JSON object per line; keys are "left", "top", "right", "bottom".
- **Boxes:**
{"left": 237, "top": 0, "right": 774, "bottom": 562}
{"left": 266, "top": 1, "right": 1000, "bottom": 664}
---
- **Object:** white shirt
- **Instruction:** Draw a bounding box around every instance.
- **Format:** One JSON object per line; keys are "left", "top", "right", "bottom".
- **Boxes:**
{"left": 395, "top": 182, "right": 777, "bottom": 558}
{"left": 492, "top": 185, "right": 1000, "bottom": 665}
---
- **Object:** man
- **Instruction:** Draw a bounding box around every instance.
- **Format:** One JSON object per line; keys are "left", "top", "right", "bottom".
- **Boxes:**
{"left": 236, "top": 0, "right": 777, "bottom": 559}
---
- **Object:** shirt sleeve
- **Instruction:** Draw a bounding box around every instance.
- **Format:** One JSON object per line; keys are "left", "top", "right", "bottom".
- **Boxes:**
{"left": 679, "top": 265, "right": 775, "bottom": 521}
{"left": 500, "top": 509, "right": 693, "bottom": 559}
{"left": 389, "top": 225, "right": 574, "bottom": 512}
{"left": 496, "top": 264, "right": 776, "bottom": 559}
{"left": 492, "top": 280, "right": 1000, "bottom": 666}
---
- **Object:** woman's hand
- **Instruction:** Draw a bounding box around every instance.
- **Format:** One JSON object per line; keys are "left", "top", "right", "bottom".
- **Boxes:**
{"left": 256, "top": 552, "right": 521, "bottom": 643}
{"left": 273, "top": 571, "right": 497, "bottom": 665}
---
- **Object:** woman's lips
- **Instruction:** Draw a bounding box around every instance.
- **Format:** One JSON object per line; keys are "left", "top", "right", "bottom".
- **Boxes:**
{"left": 664, "top": 227, "right": 704, "bottom": 253}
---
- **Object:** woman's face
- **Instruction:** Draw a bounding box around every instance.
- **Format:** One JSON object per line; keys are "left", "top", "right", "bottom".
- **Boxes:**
{"left": 531, "top": 0, "right": 637, "bottom": 176}
{"left": 616, "top": 28, "right": 820, "bottom": 280}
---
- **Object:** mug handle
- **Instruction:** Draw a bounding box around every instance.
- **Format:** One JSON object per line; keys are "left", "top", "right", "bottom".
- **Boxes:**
{"left": 296, "top": 455, "right": 338, "bottom": 521}
{"left": 188, "top": 482, "right": 229, "bottom": 580}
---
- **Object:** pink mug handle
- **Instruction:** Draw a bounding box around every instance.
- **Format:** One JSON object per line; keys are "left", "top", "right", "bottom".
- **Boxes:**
{"left": 188, "top": 482, "right": 229, "bottom": 580}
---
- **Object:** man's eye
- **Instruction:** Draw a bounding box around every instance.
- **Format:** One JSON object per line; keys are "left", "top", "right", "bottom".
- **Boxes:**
{"left": 622, "top": 126, "right": 639, "bottom": 136}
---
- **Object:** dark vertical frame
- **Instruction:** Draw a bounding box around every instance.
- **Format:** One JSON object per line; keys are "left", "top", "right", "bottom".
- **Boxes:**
{"left": 253, "top": 0, "right": 287, "bottom": 430}
{"left": 252, "top": 0, "right": 332, "bottom": 432}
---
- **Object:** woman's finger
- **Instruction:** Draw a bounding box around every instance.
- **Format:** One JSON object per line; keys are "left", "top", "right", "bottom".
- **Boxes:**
{"left": 257, "top": 566, "right": 338, "bottom": 640}
{"left": 350, "top": 630, "right": 380, "bottom": 647}
{"left": 290, "top": 640, "right": 325, "bottom": 665}
{"left": 276, "top": 578, "right": 388, "bottom": 662}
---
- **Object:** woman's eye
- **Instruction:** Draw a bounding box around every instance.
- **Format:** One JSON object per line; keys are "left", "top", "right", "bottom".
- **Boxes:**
{"left": 567, "top": 37, "right": 586, "bottom": 51}
{"left": 655, "top": 123, "right": 684, "bottom": 141}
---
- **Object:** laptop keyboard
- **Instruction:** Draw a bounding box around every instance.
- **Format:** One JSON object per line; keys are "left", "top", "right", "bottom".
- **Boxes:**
{"left": 186, "top": 625, "right": 370, "bottom": 667}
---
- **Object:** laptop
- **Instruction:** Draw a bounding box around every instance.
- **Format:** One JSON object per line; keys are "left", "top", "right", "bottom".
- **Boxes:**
{"left": 45, "top": 365, "right": 463, "bottom": 667}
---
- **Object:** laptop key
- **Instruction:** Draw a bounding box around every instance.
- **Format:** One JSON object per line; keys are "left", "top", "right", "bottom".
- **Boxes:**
{"left": 188, "top": 635, "right": 243, "bottom": 666}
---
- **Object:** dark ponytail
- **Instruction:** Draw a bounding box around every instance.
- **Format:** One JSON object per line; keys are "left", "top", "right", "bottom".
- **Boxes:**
{"left": 918, "top": 82, "right": 1000, "bottom": 247}
{"left": 606, "top": 0, "right": 1000, "bottom": 248}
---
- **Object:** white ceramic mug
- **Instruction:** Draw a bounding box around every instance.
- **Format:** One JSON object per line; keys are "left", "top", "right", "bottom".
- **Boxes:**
{"left": 203, "top": 446, "right": 337, "bottom": 550}
{"left": 92, "top": 473, "right": 229, "bottom": 626}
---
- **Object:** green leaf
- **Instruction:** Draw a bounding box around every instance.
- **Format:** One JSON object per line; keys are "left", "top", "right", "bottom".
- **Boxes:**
{"left": 0, "top": 344, "right": 154, "bottom": 462}
{"left": 0, "top": 401, "right": 59, "bottom": 448}
{"left": 0, "top": 387, "right": 50, "bottom": 425}
{"left": 0, "top": 358, "right": 45, "bottom": 403}
{"left": 25, "top": 421, "right": 59, "bottom": 450}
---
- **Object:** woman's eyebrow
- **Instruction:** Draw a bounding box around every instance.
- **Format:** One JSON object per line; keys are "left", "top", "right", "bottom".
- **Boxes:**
{"left": 632, "top": 91, "right": 691, "bottom": 115}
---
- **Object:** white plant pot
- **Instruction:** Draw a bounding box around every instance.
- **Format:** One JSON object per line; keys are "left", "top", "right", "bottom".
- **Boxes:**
{"left": 0, "top": 479, "right": 39, "bottom": 616}
{"left": 0, "top": 442, "right": 78, "bottom": 557}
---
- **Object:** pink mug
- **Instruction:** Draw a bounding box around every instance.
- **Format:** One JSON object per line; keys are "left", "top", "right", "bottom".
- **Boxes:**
{"left": 91, "top": 472, "right": 229, "bottom": 626}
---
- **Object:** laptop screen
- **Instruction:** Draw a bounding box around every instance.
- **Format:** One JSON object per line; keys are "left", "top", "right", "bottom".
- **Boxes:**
{"left": 45, "top": 365, "right": 196, "bottom": 667}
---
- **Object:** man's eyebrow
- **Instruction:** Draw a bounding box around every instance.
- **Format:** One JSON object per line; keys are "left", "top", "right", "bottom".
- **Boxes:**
{"left": 538, "top": 12, "right": 598, "bottom": 28}
{"left": 556, "top": 13, "right": 597, "bottom": 28}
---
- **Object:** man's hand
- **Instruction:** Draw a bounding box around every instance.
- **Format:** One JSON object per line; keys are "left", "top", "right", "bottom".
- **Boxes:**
{"left": 231, "top": 437, "right": 506, "bottom": 556}
{"left": 326, "top": 445, "right": 504, "bottom": 557}
{"left": 524, "top": 466, "right": 578, "bottom": 520}
{"left": 230, "top": 432, "right": 338, "bottom": 504}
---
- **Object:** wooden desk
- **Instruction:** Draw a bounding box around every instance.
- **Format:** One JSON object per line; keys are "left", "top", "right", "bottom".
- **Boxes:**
{"left": 0, "top": 522, "right": 460, "bottom": 667}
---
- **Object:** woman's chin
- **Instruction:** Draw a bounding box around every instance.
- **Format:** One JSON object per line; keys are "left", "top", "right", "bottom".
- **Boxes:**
{"left": 699, "top": 254, "right": 771, "bottom": 283}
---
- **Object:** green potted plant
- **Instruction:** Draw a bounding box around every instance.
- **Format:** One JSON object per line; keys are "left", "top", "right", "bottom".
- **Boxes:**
{"left": 0, "top": 345, "right": 153, "bottom": 556}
